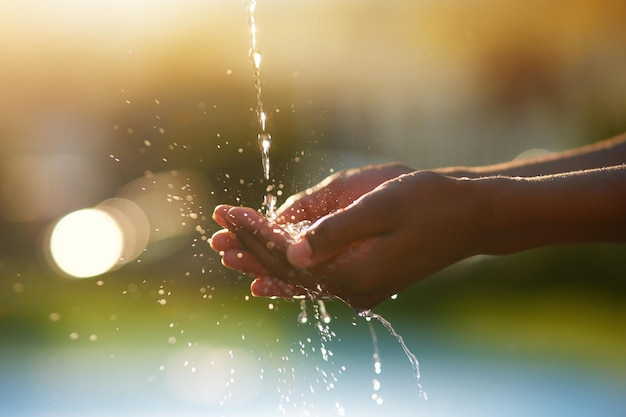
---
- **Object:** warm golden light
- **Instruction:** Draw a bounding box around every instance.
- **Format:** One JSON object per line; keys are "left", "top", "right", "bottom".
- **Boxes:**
{"left": 97, "top": 198, "right": 150, "bottom": 265}
{"left": 49, "top": 208, "right": 123, "bottom": 278}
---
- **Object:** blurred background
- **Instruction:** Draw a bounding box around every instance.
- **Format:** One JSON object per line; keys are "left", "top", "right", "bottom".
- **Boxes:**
{"left": 1, "top": 0, "right": 625, "bottom": 416}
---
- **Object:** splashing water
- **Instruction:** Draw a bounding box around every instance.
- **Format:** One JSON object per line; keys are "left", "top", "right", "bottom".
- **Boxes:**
{"left": 298, "top": 299, "right": 331, "bottom": 325}
{"left": 359, "top": 309, "right": 427, "bottom": 400}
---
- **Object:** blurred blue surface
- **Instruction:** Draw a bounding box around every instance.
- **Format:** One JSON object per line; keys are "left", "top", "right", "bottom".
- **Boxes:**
{"left": 2, "top": 308, "right": 625, "bottom": 417}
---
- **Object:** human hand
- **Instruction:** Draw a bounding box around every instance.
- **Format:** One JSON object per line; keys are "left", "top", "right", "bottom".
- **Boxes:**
{"left": 210, "top": 163, "right": 413, "bottom": 301}
{"left": 211, "top": 167, "right": 488, "bottom": 310}
{"left": 213, "top": 134, "right": 626, "bottom": 309}
{"left": 211, "top": 204, "right": 309, "bottom": 299}
{"left": 282, "top": 170, "right": 488, "bottom": 308}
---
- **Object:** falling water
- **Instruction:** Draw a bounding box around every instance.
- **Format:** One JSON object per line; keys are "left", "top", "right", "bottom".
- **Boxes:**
{"left": 243, "top": 0, "right": 276, "bottom": 219}
{"left": 367, "top": 320, "right": 384, "bottom": 405}
{"left": 298, "top": 299, "right": 308, "bottom": 324}
{"left": 298, "top": 299, "right": 331, "bottom": 325}
{"left": 242, "top": 0, "right": 426, "bottom": 405}
{"left": 359, "top": 309, "right": 427, "bottom": 400}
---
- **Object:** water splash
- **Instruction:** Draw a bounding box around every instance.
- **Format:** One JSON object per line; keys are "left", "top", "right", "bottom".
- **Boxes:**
{"left": 297, "top": 299, "right": 331, "bottom": 325}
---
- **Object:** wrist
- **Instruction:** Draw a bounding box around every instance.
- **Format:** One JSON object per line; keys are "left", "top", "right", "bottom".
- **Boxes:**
{"left": 474, "top": 175, "right": 567, "bottom": 255}
{"left": 474, "top": 167, "right": 626, "bottom": 255}
{"left": 473, "top": 176, "right": 527, "bottom": 255}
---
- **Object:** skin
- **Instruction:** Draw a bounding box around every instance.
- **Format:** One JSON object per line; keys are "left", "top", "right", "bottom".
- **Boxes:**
{"left": 210, "top": 132, "right": 626, "bottom": 310}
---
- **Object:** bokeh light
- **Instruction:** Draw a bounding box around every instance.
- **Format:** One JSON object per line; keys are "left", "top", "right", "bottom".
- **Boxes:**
{"left": 116, "top": 170, "right": 210, "bottom": 253}
{"left": 0, "top": 154, "right": 102, "bottom": 223}
{"left": 164, "top": 345, "right": 260, "bottom": 408}
{"left": 96, "top": 197, "right": 150, "bottom": 265}
{"left": 49, "top": 208, "right": 123, "bottom": 278}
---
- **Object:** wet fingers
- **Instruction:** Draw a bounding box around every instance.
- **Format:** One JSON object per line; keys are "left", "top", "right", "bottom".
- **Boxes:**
{"left": 209, "top": 229, "right": 242, "bottom": 252}
{"left": 250, "top": 277, "right": 307, "bottom": 298}
{"left": 221, "top": 248, "right": 270, "bottom": 277}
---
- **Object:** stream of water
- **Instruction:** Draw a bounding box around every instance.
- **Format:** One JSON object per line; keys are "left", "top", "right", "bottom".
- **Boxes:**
{"left": 242, "top": 0, "right": 426, "bottom": 404}
{"left": 360, "top": 310, "right": 427, "bottom": 400}
{"left": 243, "top": 0, "right": 276, "bottom": 220}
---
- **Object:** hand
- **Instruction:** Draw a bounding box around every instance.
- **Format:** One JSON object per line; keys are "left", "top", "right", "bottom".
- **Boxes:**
{"left": 285, "top": 170, "right": 488, "bottom": 309}
{"left": 210, "top": 163, "right": 413, "bottom": 303}
{"left": 211, "top": 167, "right": 488, "bottom": 310}
{"left": 211, "top": 204, "right": 309, "bottom": 299}
{"left": 211, "top": 134, "right": 626, "bottom": 310}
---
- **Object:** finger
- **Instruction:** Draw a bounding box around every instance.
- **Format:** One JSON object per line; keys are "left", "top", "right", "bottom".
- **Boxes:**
{"left": 226, "top": 206, "right": 268, "bottom": 230}
{"left": 286, "top": 193, "right": 392, "bottom": 268}
{"left": 250, "top": 277, "right": 307, "bottom": 298}
{"left": 209, "top": 229, "right": 242, "bottom": 252}
{"left": 225, "top": 206, "right": 322, "bottom": 290}
{"left": 225, "top": 207, "right": 296, "bottom": 279}
{"left": 227, "top": 206, "right": 292, "bottom": 250}
{"left": 213, "top": 204, "right": 236, "bottom": 229}
{"left": 221, "top": 249, "right": 270, "bottom": 276}
{"left": 232, "top": 228, "right": 294, "bottom": 279}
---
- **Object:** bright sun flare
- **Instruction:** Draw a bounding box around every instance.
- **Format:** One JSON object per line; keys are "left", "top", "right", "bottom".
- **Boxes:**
{"left": 49, "top": 208, "right": 123, "bottom": 278}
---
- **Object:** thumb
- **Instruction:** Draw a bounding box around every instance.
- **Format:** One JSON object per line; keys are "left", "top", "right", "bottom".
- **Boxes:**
{"left": 285, "top": 197, "right": 390, "bottom": 268}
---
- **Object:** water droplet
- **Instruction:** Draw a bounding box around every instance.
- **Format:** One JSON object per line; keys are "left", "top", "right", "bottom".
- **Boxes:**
{"left": 251, "top": 49, "right": 262, "bottom": 69}
{"left": 317, "top": 300, "right": 331, "bottom": 323}
{"left": 372, "top": 378, "right": 381, "bottom": 391}
{"left": 258, "top": 132, "right": 272, "bottom": 182}
{"left": 297, "top": 300, "right": 308, "bottom": 324}
{"left": 373, "top": 354, "right": 382, "bottom": 375}
{"left": 263, "top": 193, "right": 277, "bottom": 219}
{"left": 335, "top": 401, "right": 346, "bottom": 416}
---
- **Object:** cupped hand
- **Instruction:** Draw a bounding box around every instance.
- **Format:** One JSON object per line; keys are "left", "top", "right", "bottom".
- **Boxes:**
{"left": 211, "top": 168, "right": 489, "bottom": 310}
{"left": 211, "top": 204, "right": 309, "bottom": 298}
{"left": 283, "top": 171, "right": 489, "bottom": 309}
{"left": 210, "top": 163, "right": 412, "bottom": 301}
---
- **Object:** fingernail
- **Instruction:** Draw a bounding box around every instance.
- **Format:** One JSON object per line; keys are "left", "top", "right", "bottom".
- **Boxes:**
{"left": 286, "top": 239, "right": 313, "bottom": 268}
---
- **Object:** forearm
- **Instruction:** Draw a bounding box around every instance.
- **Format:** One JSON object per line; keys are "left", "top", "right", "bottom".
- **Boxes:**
{"left": 476, "top": 165, "right": 626, "bottom": 255}
{"left": 436, "top": 132, "right": 626, "bottom": 178}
